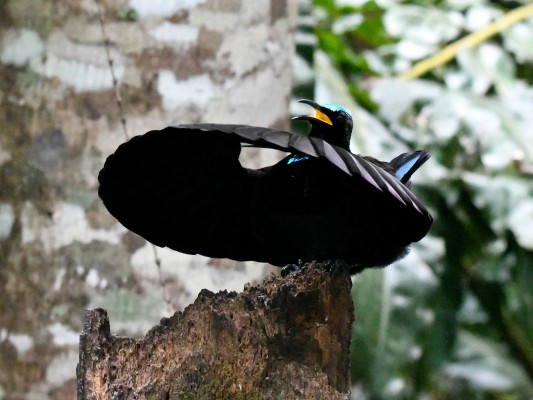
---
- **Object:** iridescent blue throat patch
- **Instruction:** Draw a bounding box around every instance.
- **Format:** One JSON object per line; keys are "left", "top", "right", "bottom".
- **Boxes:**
{"left": 287, "top": 154, "right": 310, "bottom": 164}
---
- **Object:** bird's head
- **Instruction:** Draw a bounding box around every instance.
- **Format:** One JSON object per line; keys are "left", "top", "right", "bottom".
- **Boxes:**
{"left": 293, "top": 99, "right": 353, "bottom": 150}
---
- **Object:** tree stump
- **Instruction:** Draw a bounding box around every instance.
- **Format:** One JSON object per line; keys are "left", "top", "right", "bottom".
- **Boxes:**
{"left": 77, "top": 263, "right": 354, "bottom": 399}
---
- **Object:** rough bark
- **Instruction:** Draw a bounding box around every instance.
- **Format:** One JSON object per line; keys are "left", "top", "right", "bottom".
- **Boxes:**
{"left": 77, "top": 263, "right": 354, "bottom": 400}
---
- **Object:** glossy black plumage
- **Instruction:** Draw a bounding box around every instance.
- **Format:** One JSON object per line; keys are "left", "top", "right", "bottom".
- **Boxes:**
{"left": 98, "top": 101, "right": 432, "bottom": 273}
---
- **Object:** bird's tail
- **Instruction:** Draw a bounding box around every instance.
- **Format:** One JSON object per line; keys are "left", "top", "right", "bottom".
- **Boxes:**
{"left": 389, "top": 150, "right": 430, "bottom": 185}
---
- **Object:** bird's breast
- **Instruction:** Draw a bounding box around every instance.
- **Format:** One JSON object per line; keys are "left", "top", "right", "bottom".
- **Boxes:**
{"left": 257, "top": 156, "right": 343, "bottom": 214}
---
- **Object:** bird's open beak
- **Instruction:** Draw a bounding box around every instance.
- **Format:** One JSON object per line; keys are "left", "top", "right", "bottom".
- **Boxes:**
{"left": 292, "top": 99, "right": 333, "bottom": 126}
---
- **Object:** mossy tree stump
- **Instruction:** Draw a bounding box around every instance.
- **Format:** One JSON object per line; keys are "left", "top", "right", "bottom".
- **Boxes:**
{"left": 77, "top": 263, "right": 354, "bottom": 399}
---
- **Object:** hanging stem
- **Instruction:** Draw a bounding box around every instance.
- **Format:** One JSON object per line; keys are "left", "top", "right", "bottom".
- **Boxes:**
{"left": 96, "top": 0, "right": 129, "bottom": 140}
{"left": 96, "top": 0, "right": 174, "bottom": 313}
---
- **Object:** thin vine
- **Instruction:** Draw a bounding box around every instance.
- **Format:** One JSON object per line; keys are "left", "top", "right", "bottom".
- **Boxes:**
{"left": 96, "top": 0, "right": 174, "bottom": 313}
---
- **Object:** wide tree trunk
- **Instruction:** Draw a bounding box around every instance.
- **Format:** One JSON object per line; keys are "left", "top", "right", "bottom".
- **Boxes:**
{"left": 0, "top": 0, "right": 298, "bottom": 398}
{"left": 77, "top": 264, "right": 354, "bottom": 400}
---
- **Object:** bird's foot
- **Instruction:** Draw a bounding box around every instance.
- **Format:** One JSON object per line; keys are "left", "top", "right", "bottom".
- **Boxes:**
{"left": 320, "top": 259, "right": 348, "bottom": 274}
{"left": 281, "top": 259, "right": 304, "bottom": 277}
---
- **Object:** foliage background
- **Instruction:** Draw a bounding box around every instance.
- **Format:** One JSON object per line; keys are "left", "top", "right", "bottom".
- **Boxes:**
{"left": 308, "top": 0, "right": 533, "bottom": 398}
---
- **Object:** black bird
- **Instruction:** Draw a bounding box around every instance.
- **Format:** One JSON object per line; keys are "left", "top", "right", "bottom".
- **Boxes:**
{"left": 98, "top": 100, "right": 432, "bottom": 274}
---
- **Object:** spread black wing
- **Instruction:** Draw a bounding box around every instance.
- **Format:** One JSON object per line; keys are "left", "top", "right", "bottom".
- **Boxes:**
{"left": 98, "top": 126, "right": 267, "bottom": 261}
{"left": 98, "top": 124, "right": 432, "bottom": 265}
